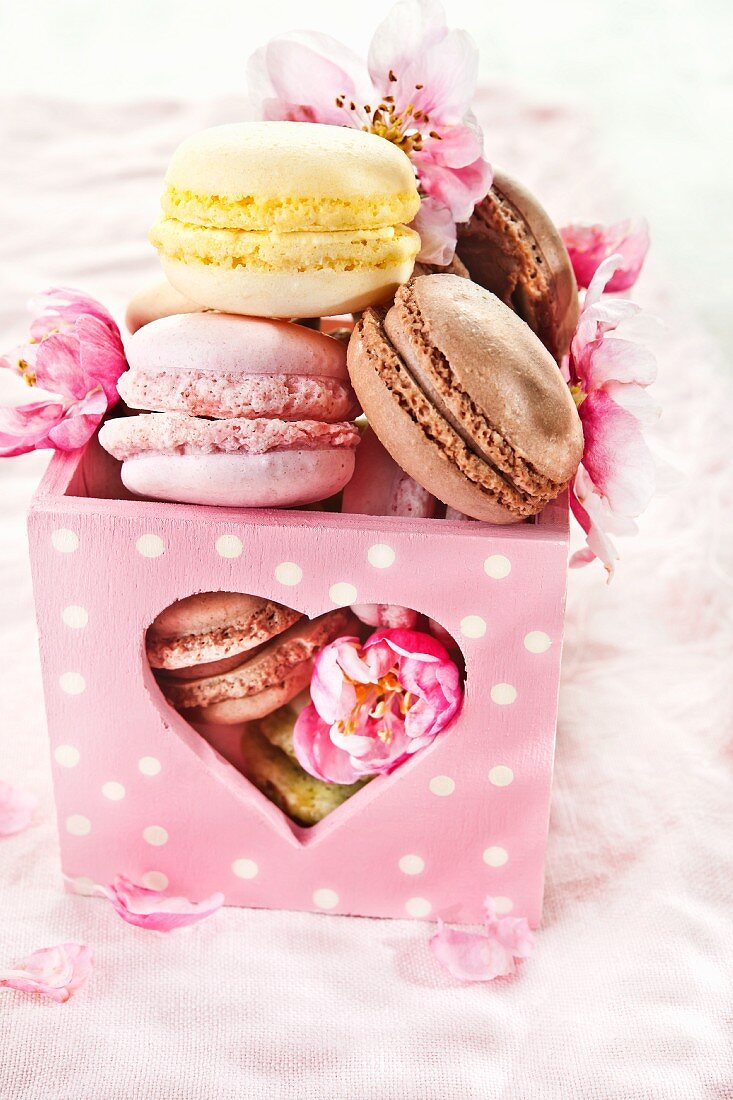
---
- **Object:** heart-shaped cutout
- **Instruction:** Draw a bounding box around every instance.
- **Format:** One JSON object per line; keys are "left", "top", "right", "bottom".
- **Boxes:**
{"left": 145, "top": 590, "right": 465, "bottom": 833}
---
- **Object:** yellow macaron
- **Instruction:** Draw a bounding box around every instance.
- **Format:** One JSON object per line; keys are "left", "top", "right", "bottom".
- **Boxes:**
{"left": 150, "top": 122, "right": 422, "bottom": 319}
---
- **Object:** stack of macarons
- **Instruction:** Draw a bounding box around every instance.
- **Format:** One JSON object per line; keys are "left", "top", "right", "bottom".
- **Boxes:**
{"left": 102, "top": 118, "right": 584, "bottom": 523}
{"left": 146, "top": 591, "right": 363, "bottom": 825}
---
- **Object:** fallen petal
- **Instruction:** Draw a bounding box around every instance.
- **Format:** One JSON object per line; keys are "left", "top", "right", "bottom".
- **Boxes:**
{"left": 0, "top": 943, "right": 92, "bottom": 1003}
{"left": 429, "top": 922, "right": 516, "bottom": 982}
{"left": 102, "top": 875, "right": 224, "bottom": 931}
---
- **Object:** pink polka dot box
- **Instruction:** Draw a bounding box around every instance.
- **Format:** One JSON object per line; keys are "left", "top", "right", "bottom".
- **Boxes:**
{"left": 28, "top": 436, "right": 569, "bottom": 925}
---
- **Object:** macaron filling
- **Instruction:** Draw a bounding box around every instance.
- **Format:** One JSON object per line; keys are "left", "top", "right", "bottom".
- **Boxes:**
{"left": 99, "top": 414, "right": 360, "bottom": 461}
{"left": 118, "top": 368, "right": 358, "bottom": 422}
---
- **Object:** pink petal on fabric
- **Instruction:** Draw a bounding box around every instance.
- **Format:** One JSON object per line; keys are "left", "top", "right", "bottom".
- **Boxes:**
{"left": 579, "top": 391, "right": 656, "bottom": 516}
{"left": 411, "top": 197, "right": 458, "bottom": 264}
{"left": 0, "top": 781, "right": 38, "bottom": 835}
{"left": 561, "top": 218, "right": 650, "bottom": 291}
{"left": 0, "top": 943, "right": 92, "bottom": 1003}
{"left": 102, "top": 875, "right": 224, "bottom": 932}
{"left": 429, "top": 922, "right": 516, "bottom": 982}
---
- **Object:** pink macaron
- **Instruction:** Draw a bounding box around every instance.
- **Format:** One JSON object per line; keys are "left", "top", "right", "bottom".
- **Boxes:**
{"left": 99, "top": 312, "right": 361, "bottom": 508}
{"left": 341, "top": 426, "right": 437, "bottom": 628}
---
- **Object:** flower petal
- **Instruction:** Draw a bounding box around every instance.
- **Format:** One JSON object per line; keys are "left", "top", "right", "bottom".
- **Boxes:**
{"left": 75, "top": 315, "right": 127, "bottom": 403}
{"left": 292, "top": 705, "right": 364, "bottom": 784}
{"left": 0, "top": 781, "right": 38, "bottom": 835}
{"left": 411, "top": 197, "right": 458, "bottom": 264}
{"left": 47, "top": 389, "right": 107, "bottom": 451}
{"left": 582, "top": 336, "right": 657, "bottom": 392}
{"left": 579, "top": 391, "right": 656, "bottom": 515}
{"left": 28, "top": 287, "right": 119, "bottom": 342}
{"left": 102, "top": 875, "right": 224, "bottom": 931}
{"left": 561, "top": 219, "right": 650, "bottom": 291}
{"left": 0, "top": 399, "right": 65, "bottom": 457}
{"left": 429, "top": 922, "right": 515, "bottom": 982}
{"left": 0, "top": 943, "right": 92, "bottom": 1003}
{"left": 414, "top": 151, "right": 492, "bottom": 224}
{"left": 248, "top": 33, "right": 373, "bottom": 126}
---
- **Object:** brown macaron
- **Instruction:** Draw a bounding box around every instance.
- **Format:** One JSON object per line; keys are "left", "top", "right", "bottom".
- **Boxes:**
{"left": 346, "top": 274, "right": 583, "bottom": 524}
{"left": 146, "top": 591, "right": 301, "bottom": 676}
{"left": 159, "top": 608, "right": 356, "bottom": 725}
{"left": 456, "top": 170, "right": 579, "bottom": 362}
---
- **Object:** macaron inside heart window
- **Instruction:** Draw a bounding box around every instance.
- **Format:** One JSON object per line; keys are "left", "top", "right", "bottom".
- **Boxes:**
{"left": 146, "top": 590, "right": 465, "bottom": 827}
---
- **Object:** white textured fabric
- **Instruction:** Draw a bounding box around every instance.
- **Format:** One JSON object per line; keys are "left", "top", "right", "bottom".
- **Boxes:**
{"left": 1, "top": 95, "right": 731, "bottom": 1100}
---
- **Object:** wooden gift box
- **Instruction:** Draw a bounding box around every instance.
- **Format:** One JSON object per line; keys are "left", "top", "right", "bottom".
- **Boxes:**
{"left": 27, "top": 434, "right": 569, "bottom": 925}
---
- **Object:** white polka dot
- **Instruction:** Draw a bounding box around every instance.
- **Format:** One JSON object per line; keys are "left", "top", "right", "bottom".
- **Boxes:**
{"left": 483, "top": 846, "right": 509, "bottom": 867}
{"left": 54, "top": 744, "right": 80, "bottom": 768}
{"left": 329, "top": 582, "right": 357, "bottom": 606}
{"left": 51, "top": 528, "right": 78, "bottom": 553}
{"left": 143, "top": 825, "right": 168, "bottom": 847}
{"left": 484, "top": 554, "right": 511, "bottom": 579}
{"left": 274, "top": 561, "right": 303, "bottom": 586}
{"left": 524, "top": 630, "right": 552, "bottom": 653}
{"left": 215, "top": 534, "right": 243, "bottom": 558}
{"left": 138, "top": 756, "right": 161, "bottom": 777}
{"left": 231, "top": 858, "right": 259, "bottom": 880}
{"left": 59, "top": 671, "right": 85, "bottom": 695}
{"left": 489, "top": 765, "right": 514, "bottom": 787}
{"left": 398, "top": 854, "right": 425, "bottom": 875}
{"left": 141, "top": 871, "right": 168, "bottom": 891}
{"left": 491, "top": 683, "right": 517, "bottom": 705}
{"left": 460, "top": 615, "right": 486, "bottom": 639}
{"left": 313, "top": 888, "right": 339, "bottom": 910}
{"left": 367, "top": 543, "right": 395, "bottom": 569}
{"left": 136, "top": 534, "right": 165, "bottom": 558}
{"left": 405, "top": 897, "right": 432, "bottom": 918}
{"left": 62, "top": 605, "right": 88, "bottom": 629}
{"left": 429, "top": 775, "right": 455, "bottom": 797}
{"left": 73, "top": 876, "right": 96, "bottom": 896}
{"left": 101, "top": 781, "right": 125, "bottom": 801}
{"left": 66, "top": 814, "right": 91, "bottom": 836}
{"left": 492, "top": 896, "right": 514, "bottom": 914}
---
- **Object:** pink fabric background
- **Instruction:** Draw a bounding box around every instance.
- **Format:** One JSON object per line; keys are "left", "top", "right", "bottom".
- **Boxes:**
{"left": 1, "top": 93, "right": 731, "bottom": 1098}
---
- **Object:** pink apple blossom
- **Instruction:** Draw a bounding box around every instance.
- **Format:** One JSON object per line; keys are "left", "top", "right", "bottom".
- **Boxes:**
{"left": 0, "top": 781, "right": 38, "bottom": 836}
{"left": 246, "top": 0, "right": 492, "bottom": 264}
{"left": 102, "top": 875, "right": 224, "bottom": 931}
{"left": 568, "top": 255, "right": 658, "bottom": 576}
{"left": 0, "top": 287, "right": 126, "bottom": 457}
{"left": 0, "top": 943, "right": 93, "bottom": 1003}
{"left": 429, "top": 897, "right": 535, "bottom": 982}
{"left": 293, "top": 629, "right": 462, "bottom": 784}
{"left": 561, "top": 218, "right": 650, "bottom": 292}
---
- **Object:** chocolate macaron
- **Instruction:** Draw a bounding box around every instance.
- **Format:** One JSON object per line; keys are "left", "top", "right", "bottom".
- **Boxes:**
{"left": 456, "top": 170, "right": 579, "bottom": 362}
{"left": 346, "top": 274, "right": 583, "bottom": 524}
{"left": 155, "top": 604, "right": 355, "bottom": 725}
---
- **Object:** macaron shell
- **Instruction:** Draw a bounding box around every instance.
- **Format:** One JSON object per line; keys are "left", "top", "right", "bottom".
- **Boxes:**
{"left": 188, "top": 662, "right": 314, "bottom": 725}
{"left": 348, "top": 315, "right": 520, "bottom": 523}
{"left": 126, "top": 313, "right": 350, "bottom": 381}
{"left": 161, "top": 122, "right": 420, "bottom": 230}
{"left": 119, "top": 312, "right": 357, "bottom": 422}
{"left": 146, "top": 590, "right": 301, "bottom": 670}
{"left": 164, "top": 610, "right": 354, "bottom": 715}
{"left": 388, "top": 276, "right": 583, "bottom": 486}
{"left": 456, "top": 170, "right": 579, "bottom": 362}
{"left": 125, "top": 279, "right": 204, "bottom": 334}
{"left": 119, "top": 450, "right": 357, "bottom": 508}
{"left": 158, "top": 250, "right": 417, "bottom": 320}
